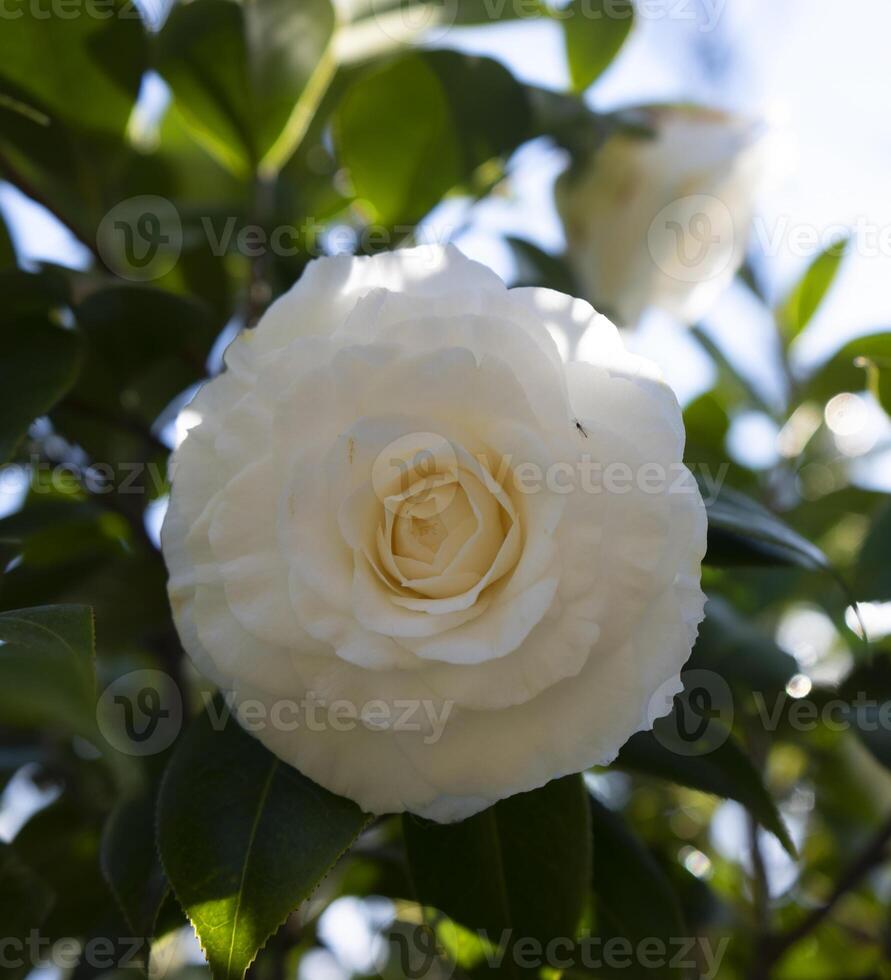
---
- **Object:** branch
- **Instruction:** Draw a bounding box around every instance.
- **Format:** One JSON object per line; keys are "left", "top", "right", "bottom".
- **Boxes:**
{"left": 764, "top": 813, "right": 891, "bottom": 968}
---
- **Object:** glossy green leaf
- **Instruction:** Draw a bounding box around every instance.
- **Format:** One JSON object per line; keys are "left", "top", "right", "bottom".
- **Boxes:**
{"left": 561, "top": 0, "right": 634, "bottom": 93}
{"left": 335, "top": 50, "right": 529, "bottom": 226}
{"left": 704, "top": 483, "right": 829, "bottom": 571}
{"left": 0, "top": 605, "right": 98, "bottom": 741}
{"left": 101, "top": 794, "right": 169, "bottom": 938}
{"left": 402, "top": 775, "right": 591, "bottom": 972}
{"left": 157, "top": 707, "right": 370, "bottom": 980}
{"left": 0, "top": 274, "right": 82, "bottom": 461}
{"left": 155, "top": 0, "right": 336, "bottom": 175}
{"left": 779, "top": 238, "right": 848, "bottom": 345}
{"left": 617, "top": 725, "right": 795, "bottom": 856}
{"left": 584, "top": 793, "right": 685, "bottom": 979}
{"left": 0, "top": 0, "right": 147, "bottom": 135}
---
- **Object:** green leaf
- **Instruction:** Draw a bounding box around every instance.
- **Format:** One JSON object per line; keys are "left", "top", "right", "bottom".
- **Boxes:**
{"left": 72, "top": 285, "right": 216, "bottom": 416}
{"left": 583, "top": 793, "right": 686, "bottom": 979}
{"left": 778, "top": 238, "right": 848, "bottom": 345}
{"left": 157, "top": 707, "right": 370, "bottom": 980}
{"left": 689, "top": 597, "right": 798, "bottom": 697}
{"left": 855, "top": 504, "right": 891, "bottom": 602}
{"left": 617, "top": 727, "right": 795, "bottom": 857}
{"left": 14, "top": 798, "right": 114, "bottom": 940}
{"left": 507, "top": 237, "right": 579, "bottom": 294}
{"left": 839, "top": 651, "right": 891, "bottom": 771}
{"left": 402, "top": 775, "right": 591, "bottom": 973}
{"left": 857, "top": 354, "right": 891, "bottom": 417}
{"left": 0, "top": 605, "right": 98, "bottom": 741}
{"left": 51, "top": 284, "right": 217, "bottom": 465}
{"left": 704, "top": 483, "right": 830, "bottom": 571}
{"left": 0, "top": 83, "right": 118, "bottom": 244}
{"left": 803, "top": 331, "right": 891, "bottom": 414}
{"left": 561, "top": 0, "right": 634, "bottom": 93}
{"left": 335, "top": 50, "right": 529, "bottom": 226}
{"left": 101, "top": 794, "right": 169, "bottom": 939}
{"left": 155, "top": 0, "right": 336, "bottom": 175}
{"left": 0, "top": 842, "right": 55, "bottom": 979}
{"left": 7, "top": 507, "right": 130, "bottom": 569}
{"left": 0, "top": 0, "right": 147, "bottom": 136}
{"left": 0, "top": 273, "right": 82, "bottom": 462}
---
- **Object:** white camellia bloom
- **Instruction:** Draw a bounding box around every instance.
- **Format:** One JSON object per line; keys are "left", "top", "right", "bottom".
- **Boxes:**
{"left": 555, "top": 105, "right": 766, "bottom": 328}
{"left": 162, "top": 245, "right": 707, "bottom": 821}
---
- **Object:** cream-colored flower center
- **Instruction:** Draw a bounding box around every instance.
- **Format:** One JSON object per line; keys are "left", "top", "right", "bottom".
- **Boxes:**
{"left": 368, "top": 439, "right": 521, "bottom": 607}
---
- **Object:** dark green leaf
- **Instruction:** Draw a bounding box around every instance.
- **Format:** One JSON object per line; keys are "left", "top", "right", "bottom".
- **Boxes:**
{"left": 689, "top": 596, "right": 798, "bottom": 697}
{"left": 507, "top": 237, "right": 579, "bottom": 294}
{"left": 14, "top": 798, "right": 114, "bottom": 939}
{"left": 51, "top": 285, "right": 217, "bottom": 466}
{"left": 855, "top": 504, "right": 891, "bottom": 602}
{"left": 779, "top": 238, "right": 848, "bottom": 345}
{"left": 0, "top": 274, "right": 82, "bottom": 461}
{"left": 402, "top": 775, "right": 591, "bottom": 973}
{"left": 71, "top": 284, "right": 217, "bottom": 418}
{"left": 583, "top": 793, "right": 686, "bottom": 979}
{"left": 157, "top": 707, "right": 370, "bottom": 980}
{"left": 335, "top": 50, "right": 529, "bottom": 226}
{"left": 617, "top": 726, "right": 795, "bottom": 856}
{"left": 101, "top": 794, "right": 169, "bottom": 938}
{"left": 155, "top": 0, "right": 336, "bottom": 175}
{"left": 0, "top": 498, "right": 131, "bottom": 569}
{"left": 561, "top": 0, "right": 634, "bottom": 93}
{"left": 0, "top": 83, "right": 119, "bottom": 244}
{"left": 704, "top": 483, "right": 829, "bottom": 571}
{"left": 0, "top": 605, "right": 97, "bottom": 741}
{"left": 839, "top": 651, "right": 891, "bottom": 771}
{"left": 0, "top": 0, "right": 147, "bottom": 136}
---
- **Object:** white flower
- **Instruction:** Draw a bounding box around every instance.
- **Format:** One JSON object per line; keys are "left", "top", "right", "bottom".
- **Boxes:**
{"left": 162, "top": 244, "right": 706, "bottom": 821}
{"left": 556, "top": 105, "right": 766, "bottom": 328}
